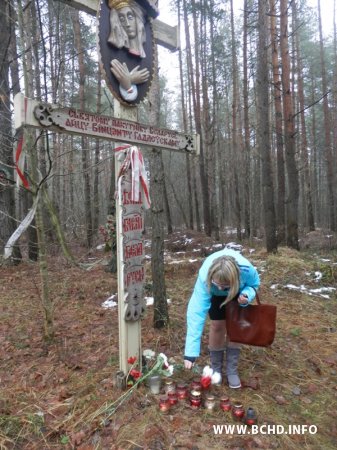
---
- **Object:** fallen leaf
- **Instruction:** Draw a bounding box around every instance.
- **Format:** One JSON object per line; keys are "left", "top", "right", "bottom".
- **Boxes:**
{"left": 242, "top": 377, "right": 260, "bottom": 390}
{"left": 307, "top": 383, "right": 318, "bottom": 393}
{"left": 70, "top": 430, "right": 86, "bottom": 446}
{"left": 274, "top": 395, "right": 287, "bottom": 405}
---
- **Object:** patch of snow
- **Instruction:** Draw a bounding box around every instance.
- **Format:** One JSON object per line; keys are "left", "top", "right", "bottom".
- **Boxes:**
{"left": 285, "top": 284, "right": 307, "bottom": 292}
{"left": 309, "top": 287, "right": 336, "bottom": 293}
{"left": 102, "top": 294, "right": 118, "bottom": 309}
{"left": 96, "top": 244, "right": 105, "bottom": 250}
{"left": 225, "top": 242, "right": 243, "bottom": 252}
{"left": 314, "top": 271, "right": 323, "bottom": 282}
{"left": 284, "top": 283, "right": 336, "bottom": 299}
{"left": 145, "top": 297, "right": 171, "bottom": 305}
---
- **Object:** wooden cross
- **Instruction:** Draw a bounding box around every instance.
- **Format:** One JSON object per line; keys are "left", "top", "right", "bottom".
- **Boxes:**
{"left": 15, "top": 0, "right": 194, "bottom": 382}
{"left": 14, "top": 92, "right": 198, "bottom": 374}
{"left": 57, "top": 0, "right": 180, "bottom": 51}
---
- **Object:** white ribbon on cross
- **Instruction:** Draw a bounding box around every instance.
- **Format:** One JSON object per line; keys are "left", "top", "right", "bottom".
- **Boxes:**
{"left": 116, "top": 145, "right": 151, "bottom": 209}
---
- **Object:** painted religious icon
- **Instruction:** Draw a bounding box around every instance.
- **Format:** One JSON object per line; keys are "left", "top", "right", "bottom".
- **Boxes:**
{"left": 98, "top": 0, "right": 158, "bottom": 105}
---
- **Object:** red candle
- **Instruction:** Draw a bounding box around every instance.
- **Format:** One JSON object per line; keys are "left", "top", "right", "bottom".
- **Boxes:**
{"left": 190, "top": 390, "right": 202, "bottom": 409}
{"left": 190, "top": 378, "right": 202, "bottom": 391}
{"left": 176, "top": 383, "right": 188, "bottom": 399}
{"left": 159, "top": 395, "right": 170, "bottom": 414}
{"left": 168, "top": 391, "right": 178, "bottom": 406}
{"left": 232, "top": 402, "right": 245, "bottom": 420}
{"left": 220, "top": 396, "right": 231, "bottom": 412}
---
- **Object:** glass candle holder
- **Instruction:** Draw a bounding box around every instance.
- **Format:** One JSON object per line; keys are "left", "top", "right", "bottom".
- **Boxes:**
{"left": 176, "top": 382, "right": 188, "bottom": 400}
{"left": 190, "top": 390, "right": 202, "bottom": 409}
{"left": 232, "top": 401, "right": 245, "bottom": 421}
{"left": 159, "top": 395, "right": 170, "bottom": 414}
{"left": 164, "top": 380, "right": 176, "bottom": 394}
{"left": 220, "top": 396, "right": 231, "bottom": 412}
{"left": 244, "top": 407, "right": 258, "bottom": 426}
{"left": 168, "top": 391, "right": 178, "bottom": 406}
{"left": 204, "top": 394, "right": 216, "bottom": 410}
{"left": 148, "top": 375, "right": 161, "bottom": 394}
{"left": 190, "top": 378, "right": 202, "bottom": 392}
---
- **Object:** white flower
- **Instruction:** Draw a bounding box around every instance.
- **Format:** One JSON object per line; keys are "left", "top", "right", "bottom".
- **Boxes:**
{"left": 202, "top": 365, "right": 213, "bottom": 378}
{"left": 159, "top": 352, "right": 169, "bottom": 367}
{"left": 143, "top": 349, "right": 156, "bottom": 360}
{"left": 166, "top": 364, "right": 174, "bottom": 376}
{"left": 211, "top": 372, "right": 222, "bottom": 385}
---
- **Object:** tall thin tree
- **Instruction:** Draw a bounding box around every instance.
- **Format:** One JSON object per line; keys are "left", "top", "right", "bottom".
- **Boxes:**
{"left": 280, "top": 0, "right": 299, "bottom": 249}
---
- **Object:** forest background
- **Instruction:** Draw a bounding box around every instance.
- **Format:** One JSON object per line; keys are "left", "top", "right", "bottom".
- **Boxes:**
{"left": 2, "top": 0, "right": 337, "bottom": 265}
{"left": 1, "top": 0, "right": 337, "bottom": 449}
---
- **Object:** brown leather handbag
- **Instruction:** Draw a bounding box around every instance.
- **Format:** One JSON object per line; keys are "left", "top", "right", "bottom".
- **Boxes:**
{"left": 225, "top": 293, "right": 276, "bottom": 347}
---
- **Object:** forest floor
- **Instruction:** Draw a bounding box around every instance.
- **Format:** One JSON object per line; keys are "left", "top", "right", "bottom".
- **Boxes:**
{"left": 1, "top": 229, "right": 337, "bottom": 450}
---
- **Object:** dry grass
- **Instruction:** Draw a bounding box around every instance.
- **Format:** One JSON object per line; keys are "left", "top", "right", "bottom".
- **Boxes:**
{"left": 0, "top": 231, "right": 337, "bottom": 449}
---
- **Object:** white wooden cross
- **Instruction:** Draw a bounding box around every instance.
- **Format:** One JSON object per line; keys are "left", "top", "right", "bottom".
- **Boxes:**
{"left": 14, "top": 92, "right": 198, "bottom": 374}
{"left": 15, "top": 0, "right": 197, "bottom": 381}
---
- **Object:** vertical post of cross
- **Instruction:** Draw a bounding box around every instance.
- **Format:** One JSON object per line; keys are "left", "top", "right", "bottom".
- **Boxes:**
{"left": 114, "top": 101, "right": 143, "bottom": 375}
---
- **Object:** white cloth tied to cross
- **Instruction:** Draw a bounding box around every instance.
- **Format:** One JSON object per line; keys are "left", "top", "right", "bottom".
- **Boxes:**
{"left": 116, "top": 145, "right": 151, "bottom": 209}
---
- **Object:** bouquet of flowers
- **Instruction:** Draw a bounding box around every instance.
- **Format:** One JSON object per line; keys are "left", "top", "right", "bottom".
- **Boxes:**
{"left": 126, "top": 350, "right": 175, "bottom": 387}
{"left": 200, "top": 365, "right": 221, "bottom": 388}
{"left": 90, "top": 351, "right": 179, "bottom": 423}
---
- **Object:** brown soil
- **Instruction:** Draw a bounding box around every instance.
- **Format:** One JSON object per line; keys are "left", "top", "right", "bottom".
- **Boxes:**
{"left": 1, "top": 230, "right": 337, "bottom": 449}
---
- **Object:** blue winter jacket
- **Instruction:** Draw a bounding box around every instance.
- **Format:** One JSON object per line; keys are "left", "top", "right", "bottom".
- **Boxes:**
{"left": 184, "top": 248, "right": 260, "bottom": 358}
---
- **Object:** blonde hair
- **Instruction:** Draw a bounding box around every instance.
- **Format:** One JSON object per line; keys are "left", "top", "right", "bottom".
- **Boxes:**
{"left": 207, "top": 256, "right": 240, "bottom": 306}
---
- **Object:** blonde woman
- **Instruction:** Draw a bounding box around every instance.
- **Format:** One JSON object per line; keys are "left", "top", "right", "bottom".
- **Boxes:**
{"left": 184, "top": 249, "right": 260, "bottom": 388}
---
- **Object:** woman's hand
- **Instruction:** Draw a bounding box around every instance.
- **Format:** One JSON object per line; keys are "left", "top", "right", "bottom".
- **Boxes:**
{"left": 184, "top": 359, "right": 194, "bottom": 369}
{"left": 238, "top": 294, "right": 249, "bottom": 305}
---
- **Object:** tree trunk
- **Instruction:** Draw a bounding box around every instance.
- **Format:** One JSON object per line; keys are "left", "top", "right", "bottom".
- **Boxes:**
{"left": 149, "top": 46, "right": 169, "bottom": 329}
{"left": 318, "top": 0, "right": 336, "bottom": 231}
{"left": 93, "top": 70, "right": 102, "bottom": 236}
{"left": 269, "top": 0, "right": 286, "bottom": 243}
{"left": 187, "top": 0, "right": 211, "bottom": 236}
{"left": 256, "top": 0, "right": 277, "bottom": 252}
{"left": 243, "top": 0, "right": 251, "bottom": 239}
{"left": 292, "top": 1, "right": 315, "bottom": 231}
{"left": 0, "top": 0, "right": 22, "bottom": 263}
{"left": 280, "top": 0, "right": 299, "bottom": 250}
{"left": 71, "top": 9, "right": 93, "bottom": 247}
{"left": 230, "top": 0, "right": 242, "bottom": 241}
{"left": 178, "top": 0, "right": 193, "bottom": 229}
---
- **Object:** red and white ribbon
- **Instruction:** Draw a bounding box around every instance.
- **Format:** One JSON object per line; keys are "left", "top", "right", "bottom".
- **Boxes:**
{"left": 115, "top": 145, "right": 151, "bottom": 209}
{"left": 15, "top": 135, "right": 30, "bottom": 189}
{"left": 15, "top": 97, "right": 30, "bottom": 189}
